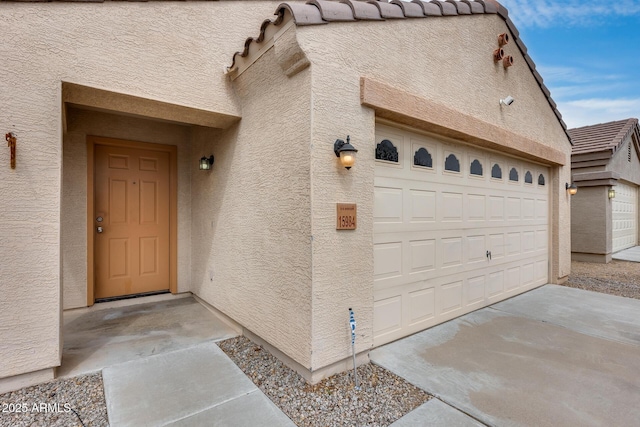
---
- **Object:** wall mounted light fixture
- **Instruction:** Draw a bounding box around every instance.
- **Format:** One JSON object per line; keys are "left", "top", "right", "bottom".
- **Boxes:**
{"left": 199, "top": 155, "right": 214, "bottom": 170}
{"left": 608, "top": 188, "right": 616, "bottom": 199}
{"left": 566, "top": 182, "right": 578, "bottom": 195}
{"left": 500, "top": 96, "right": 515, "bottom": 106}
{"left": 334, "top": 135, "right": 358, "bottom": 170}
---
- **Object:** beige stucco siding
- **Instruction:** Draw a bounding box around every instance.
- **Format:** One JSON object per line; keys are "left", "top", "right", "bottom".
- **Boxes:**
{"left": 0, "top": 1, "right": 280, "bottom": 381}
{"left": 62, "top": 109, "right": 193, "bottom": 309}
{"left": 191, "top": 47, "right": 313, "bottom": 368}
{"left": 607, "top": 140, "right": 640, "bottom": 186}
{"left": 295, "top": 15, "right": 572, "bottom": 368}
{"left": 571, "top": 186, "right": 611, "bottom": 257}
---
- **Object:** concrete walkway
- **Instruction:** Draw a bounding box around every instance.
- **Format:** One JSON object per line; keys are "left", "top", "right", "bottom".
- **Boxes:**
{"left": 371, "top": 285, "right": 640, "bottom": 427}
{"left": 612, "top": 245, "right": 640, "bottom": 262}
{"left": 103, "top": 341, "right": 295, "bottom": 426}
{"left": 62, "top": 294, "right": 295, "bottom": 426}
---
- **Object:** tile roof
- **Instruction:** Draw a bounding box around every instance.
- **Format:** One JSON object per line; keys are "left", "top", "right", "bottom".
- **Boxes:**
{"left": 568, "top": 118, "right": 640, "bottom": 155}
{"left": 229, "top": 0, "right": 570, "bottom": 141}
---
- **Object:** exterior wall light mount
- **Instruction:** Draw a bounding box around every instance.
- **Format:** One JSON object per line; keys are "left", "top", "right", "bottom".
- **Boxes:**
{"left": 566, "top": 182, "right": 578, "bottom": 195}
{"left": 199, "top": 155, "right": 214, "bottom": 170}
{"left": 608, "top": 188, "right": 616, "bottom": 199}
{"left": 334, "top": 135, "right": 358, "bottom": 170}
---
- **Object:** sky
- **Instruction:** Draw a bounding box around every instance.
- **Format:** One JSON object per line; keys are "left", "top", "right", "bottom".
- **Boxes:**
{"left": 498, "top": 0, "right": 640, "bottom": 129}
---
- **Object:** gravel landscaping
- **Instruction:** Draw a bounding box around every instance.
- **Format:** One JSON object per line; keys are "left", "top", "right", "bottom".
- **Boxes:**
{"left": 218, "top": 336, "right": 431, "bottom": 427}
{"left": 563, "top": 260, "right": 640, "bottom": 300}
{"left": 0, "top": 373, "right": 108, "bottom": 427}
{"left": 3, "top": 259, "right": 636, "bottom": 427}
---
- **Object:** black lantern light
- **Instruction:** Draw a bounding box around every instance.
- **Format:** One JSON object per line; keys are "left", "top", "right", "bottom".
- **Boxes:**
{"left": 334, "top": 136, "right": 358, "bottom": 170}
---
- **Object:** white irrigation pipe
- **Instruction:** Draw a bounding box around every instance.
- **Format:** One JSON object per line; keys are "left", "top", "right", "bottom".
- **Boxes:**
{"left": 349, "top": 308, "right": 359, "bottom": 390}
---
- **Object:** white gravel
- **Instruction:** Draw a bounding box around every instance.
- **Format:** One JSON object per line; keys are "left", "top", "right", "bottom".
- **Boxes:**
{"left": 218, "top": 336, "right": 431, "bottom": 427}
{"left": 0, "top": 373, "right": 108, "bottom": 427}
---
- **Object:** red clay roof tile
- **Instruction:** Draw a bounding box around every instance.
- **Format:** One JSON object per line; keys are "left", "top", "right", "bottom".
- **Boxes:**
{"left": 229, "top": 0, "right": 569, "bottom": 142}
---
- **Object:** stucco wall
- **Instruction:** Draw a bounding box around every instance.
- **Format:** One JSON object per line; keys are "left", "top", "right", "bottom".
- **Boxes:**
{"left": 62, "top": 109, "right": 192, "bottom": 309}
{"left": 191, "top": 47, "right": 313, "bottom": 368}
{"left": 571, "top": 186, "right": 611, "bottom": 257}
{"left": 294, "top": 14, "right": 572, "bottom": 369}
{"left": 0, "top": 1, "right": 280, "bottom": 381}
{"left": 607, "top": 139, "right": 640, "bottom": 186}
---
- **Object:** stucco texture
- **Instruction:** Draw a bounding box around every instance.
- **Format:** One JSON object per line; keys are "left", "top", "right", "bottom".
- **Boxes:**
{"left": 0, "top": 1, "right": 280, "bottom": 381}
{"left": 190, "top": 47, "right": 313, "bottom": 369}
{"left": 292, "top": 14, "right": 572, "bottom": 368}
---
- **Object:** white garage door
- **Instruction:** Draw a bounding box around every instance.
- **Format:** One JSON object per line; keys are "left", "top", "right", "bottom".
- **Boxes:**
{"left": 373, "top": 124, "right": 550, "bottom": 346}
{"left": 612, "top": 182, "right": 637, "bottom": 253}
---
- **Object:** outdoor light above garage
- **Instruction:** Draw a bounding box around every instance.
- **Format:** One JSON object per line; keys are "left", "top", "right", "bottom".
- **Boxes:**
{"left": 199, "top": 155, "right": 214, "bottom": 170}
{"left": 608, "top": 188, "right": 616, "bottom": 199}
{"left": 334, "top": 136, "right": 357, "bottom": 170}
{"left": 566, "top": 182, "right": 578, "bottom": 195}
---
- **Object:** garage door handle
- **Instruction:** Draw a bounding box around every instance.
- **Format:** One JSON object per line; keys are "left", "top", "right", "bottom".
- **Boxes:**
{"left": 486, "top": 250, "right": 492, "bottom": 260}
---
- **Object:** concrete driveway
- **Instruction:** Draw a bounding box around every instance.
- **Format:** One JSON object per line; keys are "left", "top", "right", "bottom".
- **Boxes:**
{"left": 371, "top": 285, "right": 640, "bottom": 427}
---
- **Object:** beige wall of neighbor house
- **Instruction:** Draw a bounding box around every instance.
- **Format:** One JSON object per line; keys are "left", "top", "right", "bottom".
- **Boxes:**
{"left": 190, "top": 47, "right": 314, "bottom": 370}
{"left": 0, "top": 1, "right": 280, "bottom": 388}
{"left": 571, "top": 186, "right": 612, "bottom": 262}
{"left": 62, "top": 108, "right": 193, "bottom": 309}
{"left": 572, "top": 138, "right": 640, "bottom": 261}
{"left": 291, "top": 14, "right": 572, "bottom": 371}
{"left": 607, "top": 139, "right": 640, "bottom": 186}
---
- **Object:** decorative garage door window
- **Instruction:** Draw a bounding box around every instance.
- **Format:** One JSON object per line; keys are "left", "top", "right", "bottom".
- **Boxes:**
{"left": 373, "top": 123, "right": 550, "bottom": 348}
{"left": 491, "top": 163, "right": 502, "bottom": 179}
{"left": 525, "top": 171, "right": 533, "bottom": 184}
{"left": 444, "top": 154, "right": 460, "bottom": 172}
{"left": 376, "top": 139, "right": 399, "bottom": 162}
{"left": 470, "top": 159, "right": 483, "bottom": 176}
{"left": 538, "top": 174, "right": 545, "bottom": 185}
{"left": 509, "top": 168, "right": 519, "bottom": 182}
{"left": 414, "top": 148, "right": 433, "bottom": 168}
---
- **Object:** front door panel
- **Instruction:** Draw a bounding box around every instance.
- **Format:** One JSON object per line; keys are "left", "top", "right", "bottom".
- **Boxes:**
{"left": 94, "top": 144, "right": 170, "bottom": 299}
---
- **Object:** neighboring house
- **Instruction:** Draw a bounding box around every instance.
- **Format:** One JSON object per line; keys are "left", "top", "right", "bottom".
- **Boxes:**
{"left": 0, "top": 0, "right": 572, "bottom": 393}
{"left": 569, "top": 118, "right": 640, "bottom": 263}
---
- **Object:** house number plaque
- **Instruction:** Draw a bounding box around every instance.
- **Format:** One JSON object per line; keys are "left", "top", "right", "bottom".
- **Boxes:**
{"left": 336, "top": 203, "right": 357, "bottom": 230}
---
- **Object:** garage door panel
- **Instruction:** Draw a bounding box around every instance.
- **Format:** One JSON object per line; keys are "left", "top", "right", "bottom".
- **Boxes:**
{"left": 612, "top": 182, "right": 637, "bottom": 253}
{"left": 374, "top": 187, "right": 403, "bottom": 223}
{"left": 507, "top": 197, "right": 521, "bottom": 220}
{"left": 408, "top": 286, "right": 436, "bottom": 326}
{"left": 466, "top": 275, "right": 486, "bottom": 306}
{"left": 373, "top": 296, "right": 402, "bottom": 338}
{"left": 409, "top": 239, "right": 436, "bottom": 274}
{"left": 440, "top": 237, "right": 463, "bottom": 268}
{"left": 409, "top": 189, "right": 436, "bottom": 222}
{"left": 440, "top": 280, "right": 463, "bottom": 315}
{"left": 373, "top": 242, "right": 402, "bottom": 280}
{"left": 467, "top": 194, "right": 487, "bottom": 221}
{"left": 467, "top": 235, "right": 487, "bottom": 264}
{"left": 489, "top": 196, "right": 505, "bottom": 221}
{"left": 506, "top": 232, "right": 522, "bottom": 256}
{"left": 374, "top": 124, "right": 549, "bottom": 347}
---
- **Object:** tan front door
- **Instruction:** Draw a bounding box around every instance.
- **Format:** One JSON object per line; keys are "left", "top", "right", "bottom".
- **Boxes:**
{"left": 94, "top": 144, "right": 171, "bottom": 299}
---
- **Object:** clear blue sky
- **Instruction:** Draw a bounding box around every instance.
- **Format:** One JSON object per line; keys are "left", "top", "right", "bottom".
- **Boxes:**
{"left": 499, "top": 0, "right": 640, "bottom": 129}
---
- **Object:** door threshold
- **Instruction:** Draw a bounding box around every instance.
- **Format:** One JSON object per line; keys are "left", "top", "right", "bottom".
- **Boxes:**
{"left": 95, "top": 290, "right": 170, "bottom": 304}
